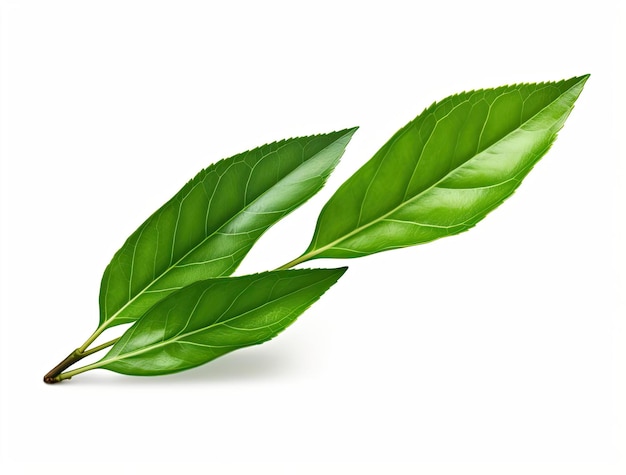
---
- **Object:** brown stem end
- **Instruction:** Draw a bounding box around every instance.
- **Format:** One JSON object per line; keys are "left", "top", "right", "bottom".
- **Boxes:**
{"left": 43, "top": 350, "right": 85, "bottom": 384}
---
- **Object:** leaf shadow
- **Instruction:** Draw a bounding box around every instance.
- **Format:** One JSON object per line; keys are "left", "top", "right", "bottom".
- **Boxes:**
{"left": 71, "top": 347, "right": 299, "bottom": 386}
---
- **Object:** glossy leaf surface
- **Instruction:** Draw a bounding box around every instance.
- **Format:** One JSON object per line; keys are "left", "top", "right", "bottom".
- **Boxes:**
{"left": 98, "top": 268, "right": 346, "bottom": 376}
{"left": 301, "top": 76, "right": 588, "bottom": 259}
{"left": 99, "top": 129, "right": 356, "bottom": 328}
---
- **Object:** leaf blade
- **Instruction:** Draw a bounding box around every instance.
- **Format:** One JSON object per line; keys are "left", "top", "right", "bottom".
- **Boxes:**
{"left": 99, "top": 128, "right": 357, "bottom": 328}
{"left": 302, "top": 76, "right": 588, "bottom": 259}
{"left": 98, "top": 268, "right": 346, "bottom": 376}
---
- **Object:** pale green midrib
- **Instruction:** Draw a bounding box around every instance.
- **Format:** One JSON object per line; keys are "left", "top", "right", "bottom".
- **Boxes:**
{"left": 102, "top": 133, "right": 350, "bottom": 327}
{"left": 304, "top": 83, "right": 579, "bottom": 260}
{"left": 99, "top": 274, "right": 336, "bottom": 367}
{"left": 321, "top": 142, "right": 536, "bottom": 256}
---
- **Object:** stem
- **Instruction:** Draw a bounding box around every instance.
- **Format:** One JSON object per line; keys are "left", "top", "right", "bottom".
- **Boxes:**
{"left": 274, "top": 251, "right": 317, "bottom": 271}
{"left": 56, "top": 360, "right": 108, "bottom": 382}
{"left": 82, "top": 337, "right": 120, "bottom": 357}
{"left": 43, "top": 349, "right": 84, "bottom": 384}
{"left": 43, "top": 336, "right": 119, "bottom": 384}
{"left": 77, "top": 323, "right": 109, "bottom": 354}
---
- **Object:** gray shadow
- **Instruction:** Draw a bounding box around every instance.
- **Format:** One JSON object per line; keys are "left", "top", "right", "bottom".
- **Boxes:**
{"left": 66, "top": 347, "right": 299, "bottom": 386}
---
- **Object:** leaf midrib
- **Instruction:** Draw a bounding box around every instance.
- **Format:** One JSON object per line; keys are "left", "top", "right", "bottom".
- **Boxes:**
{"left": 103, "top": 133, "right": 349, "bottom": 327}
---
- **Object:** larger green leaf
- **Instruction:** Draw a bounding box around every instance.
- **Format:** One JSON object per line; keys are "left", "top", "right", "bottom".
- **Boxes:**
{"left": 298, "top": 76, "right": 587, "bottom": 260}
{"left": 97, "top": 268, "right": 346, "bottom": 376}
{"left": 99, "top": 128, "right": 356, "bottom": 328}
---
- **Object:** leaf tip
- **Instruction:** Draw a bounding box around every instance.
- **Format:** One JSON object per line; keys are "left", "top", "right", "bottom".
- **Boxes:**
{"left": 340, "top": 126, "right": 359, "bottom": 140}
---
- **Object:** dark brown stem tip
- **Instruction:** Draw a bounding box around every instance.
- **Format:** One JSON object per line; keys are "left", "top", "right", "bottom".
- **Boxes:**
{"left": 43, "top": 350, "right": 83, "bottom": 384}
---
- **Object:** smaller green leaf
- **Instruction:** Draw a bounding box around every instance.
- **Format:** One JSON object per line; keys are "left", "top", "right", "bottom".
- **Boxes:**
{"left": 97, "top": 268, "right": 346, "bottom": 376}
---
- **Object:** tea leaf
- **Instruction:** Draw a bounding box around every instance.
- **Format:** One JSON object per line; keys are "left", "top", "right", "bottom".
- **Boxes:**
{"left": 97, "top": 268, "right": 346, "bottom": 376}
{"left": 296, "top": 76, "right": 587, "bottom": 261}
{"left": 100, "top": 129, "right": 356, "bottom": 328}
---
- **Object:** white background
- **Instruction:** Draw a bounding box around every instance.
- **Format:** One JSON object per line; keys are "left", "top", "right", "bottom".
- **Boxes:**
{"left": 1, "top": 1, "right": 624, "bottom": 474}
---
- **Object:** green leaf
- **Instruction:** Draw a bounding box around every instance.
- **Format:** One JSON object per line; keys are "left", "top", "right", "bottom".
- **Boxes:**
{"left": 97, "top": 268, "right": 346, "bottom": 376}
{"left": 99, "top": 128, "right": 357, "bottom": 328}
{"left": 297, "top": 76, "right": 588, "bottom": 260}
